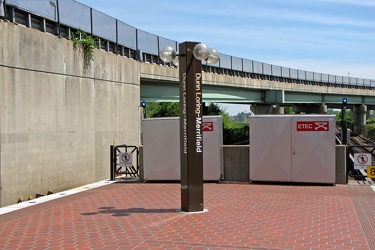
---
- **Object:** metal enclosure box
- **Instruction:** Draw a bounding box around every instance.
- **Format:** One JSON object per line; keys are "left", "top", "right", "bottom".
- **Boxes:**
{"left": 249, "top": 115, "right": 336, "bottom": 184}
{"left": 142, "top": 116, "right": 223, "bottom": 181}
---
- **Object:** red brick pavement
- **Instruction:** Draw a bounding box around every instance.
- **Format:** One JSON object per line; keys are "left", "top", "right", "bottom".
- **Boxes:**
{"left": 0, "top": 182, "right": 373, "bottom": 249}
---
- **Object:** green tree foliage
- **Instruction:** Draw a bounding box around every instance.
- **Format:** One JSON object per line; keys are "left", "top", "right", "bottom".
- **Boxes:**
{"left": 367, "top": 116, "right": 375, "bottom": 124}
{"left": 206, "top": 103, "right": 233, "bottom": 130}
{"left": 365, "top": 124, "right": 375, "bottom": 141}
{"left": 364, "top": 116, "right": 375, "bottom": 140}
{"left": 146, "top": 102, "right": 179, "bottom": 118}
{"left": 335, "top": 110, "right": 351, "bottom": 121}
{"left": 207, "top": 103, "right": 221, "bottom": 115}
{"left": 216, "top": 104, "right": 249, "bottom": 144}
{"left": 146, "top": 102, "right": 224, "bottom": 118}
{"left": 284, "top": 106, "right": 293, "bottom": 114}
{"left": 336, "top": 110, "right": 354, "bottom": 128}
{"left": 231, "top": 112, "right": 251, "bottom": 123}
{"left": 208, "top": 104, "right": 241, "bottom": 130}
{"left": 327, "top": 109, "right": 338, "bottom": 115}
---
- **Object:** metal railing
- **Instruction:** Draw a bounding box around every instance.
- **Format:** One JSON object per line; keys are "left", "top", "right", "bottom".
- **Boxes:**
{"left": 110, "top": 144, "right": 139, "bottom": 180}
{"left": 4, "top": 0, "right": 375, "bottom": 89}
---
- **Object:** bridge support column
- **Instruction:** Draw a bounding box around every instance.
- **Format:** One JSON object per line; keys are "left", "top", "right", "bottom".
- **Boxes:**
{"left": 319, "top": 104, "right": 328, "bottom": 114}
{"left": 0, "top": 0, "right": 4, "bottom": 18}
{"left": 293, "top": 104, "right": 327, "bottom": 114}
{"left": 351, "top": 105, "right": 367, "bottom": 135}
{"left": 250, "top": 105, "right": 284, "bottom": 114}
{"left": 368, "top": 106, "right": 375, "bottom": 119}
{"left": 273, "top": 106, "right": 284, "bottom": 114}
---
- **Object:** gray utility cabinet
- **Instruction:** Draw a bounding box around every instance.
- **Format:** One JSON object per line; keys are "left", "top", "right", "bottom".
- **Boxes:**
{"left": 142, "top": 116, "right": 223, "bottom": 181}
{"left": 249, "top": 115, "right": 336, "bottom": 184}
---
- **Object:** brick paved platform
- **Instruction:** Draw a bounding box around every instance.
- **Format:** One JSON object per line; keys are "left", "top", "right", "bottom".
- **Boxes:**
{"left": 0, "top": 182, "right": 374, "bottom": 249}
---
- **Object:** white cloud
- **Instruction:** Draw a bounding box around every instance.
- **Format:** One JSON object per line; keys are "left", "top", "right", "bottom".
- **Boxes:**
{"left": 319, "top": 0, "right": 375, "bottom": 7}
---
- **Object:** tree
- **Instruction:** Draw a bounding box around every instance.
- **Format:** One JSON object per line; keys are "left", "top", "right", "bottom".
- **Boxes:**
{"left": 336, "top": 110, "right": 354, "bottom": 129}
{"left": 207, "top": 103, "right": 235, "bottom": 128}
{"left": 146, "top": 102, "right": 225, "bottom": 118}
{"left": 367, "top": 116, "right": 375, "bottom": 124}
{"left": 146, "top": 102, "right": 179, "bottom": 118}
{"left": 231, "top": 112, "right": 252, "bottom": 123}
{"left": 207, "top": 103, "right": 221, "bottom": 115}
{"left": 284, "top": 106, "right": 293, "bottom": 114}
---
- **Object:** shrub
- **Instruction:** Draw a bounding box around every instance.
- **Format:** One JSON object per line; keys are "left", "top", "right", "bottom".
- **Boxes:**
{"left": 365, "top": 124, "right": 375, "bottom": 141}
{"left": 70, "top": 30, "right": 98, "bottom": 71}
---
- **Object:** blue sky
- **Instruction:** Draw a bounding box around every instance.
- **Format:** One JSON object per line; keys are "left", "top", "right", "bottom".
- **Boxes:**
{"left": 78, "top": 0, "right": 375, "bottom": 114}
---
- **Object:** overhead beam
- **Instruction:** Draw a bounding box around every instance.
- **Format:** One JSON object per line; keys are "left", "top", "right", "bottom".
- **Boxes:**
{"left": 140, "top": 79, "right": 375, "bottom": 106}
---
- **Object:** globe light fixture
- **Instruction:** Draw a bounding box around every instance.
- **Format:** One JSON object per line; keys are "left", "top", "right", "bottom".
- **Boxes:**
{"left": 192, "top": 43, "right": 210, "bottom": 61}
{"left": 159, "top": 43, "right": 219, "bottom": 65}
{"left": 159, "top": 46, "right": 176, "bottom": 63}
{"left": 172, "top": 55, "right": 179, "bottom": 67}
{"left": 206, "top": 48, "right": 220, "bottom": 64}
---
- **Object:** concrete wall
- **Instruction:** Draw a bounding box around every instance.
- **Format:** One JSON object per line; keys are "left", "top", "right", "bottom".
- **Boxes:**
{"left": 0, "top": 21, "right": 141, "bottom": 206}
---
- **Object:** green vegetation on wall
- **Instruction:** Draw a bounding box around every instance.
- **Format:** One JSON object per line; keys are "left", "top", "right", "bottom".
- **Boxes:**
{"left": 70, "top": 30, "right": 98, "bottom": 70}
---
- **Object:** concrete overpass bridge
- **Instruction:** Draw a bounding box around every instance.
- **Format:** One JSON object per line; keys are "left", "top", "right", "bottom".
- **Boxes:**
{"left": 141, "top": 64, "right": 375, "bottom": 110}
{"left": 141, "top": 63, "right": 375, "bottom": 134}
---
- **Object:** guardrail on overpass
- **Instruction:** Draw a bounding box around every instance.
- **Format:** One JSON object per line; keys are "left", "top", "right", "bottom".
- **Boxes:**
{"left": 3, "top": 0, "right": 375, "bottom": 90}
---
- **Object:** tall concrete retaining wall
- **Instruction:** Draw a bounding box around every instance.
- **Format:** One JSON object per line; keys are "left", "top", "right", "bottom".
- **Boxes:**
{"left": 0, "top": 21, "right": 141, "bottom": 207}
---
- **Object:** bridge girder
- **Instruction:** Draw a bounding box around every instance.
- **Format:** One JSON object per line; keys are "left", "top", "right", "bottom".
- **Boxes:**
{"left": 140, "top": 79, "right": 375, "bottom": 107}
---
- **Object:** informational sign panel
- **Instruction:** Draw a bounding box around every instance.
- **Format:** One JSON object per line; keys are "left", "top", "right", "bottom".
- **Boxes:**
{"left": 367, "top": 166, "right": 375, "bottom": 178}
{"left": 179, "top": 41, "right": 204, "bottom": 212}
{"left": 119, "top": 152, "right": 132, "bottom": 167}
{"left": 202, "top": 122, "right": 213, "bottom": 132}
{"left": 296, "top": 121, "right": 329, "bottom": 131}
{"left": 354, "top": 153, "right": 372, "bottom": 170}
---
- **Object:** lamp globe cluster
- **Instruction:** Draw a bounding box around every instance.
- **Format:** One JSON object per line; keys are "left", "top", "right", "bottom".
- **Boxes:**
{"left": 159, "top": 43, "right": 220, "bottom": 66}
